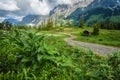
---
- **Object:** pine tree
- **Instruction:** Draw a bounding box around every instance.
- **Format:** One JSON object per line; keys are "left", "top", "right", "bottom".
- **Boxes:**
{"left": 46, "top": 18, "right": 54, "bottom": 30}
{"left": 92, "top": 24, "right": 99, "bottom": 35}
{"left": 66, "top": 20, "right": 73, "bottom": 27}
{"left": 79, "top": 18, "right": 84, "bottom": 28}
{"left": 0, "top": 22, "right": 4, "bottom": 29}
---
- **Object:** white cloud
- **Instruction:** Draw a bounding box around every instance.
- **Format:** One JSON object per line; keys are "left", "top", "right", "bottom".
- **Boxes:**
{"left": 15, "top": 0, "right": 72, "bottom": 15}
{"left": 0, "top": 0, "right": 19, "bottom": 11}
{"left": 0, "top": 0, "right": 74, "bottom": 21}
{"left": 0, "top": 17, "right": 5, "bottom": 22}
{"left": 6, "top": 14, "right": 24, "bottom": 21}
{"left": 29, "top": 0, "right": 50, "bottom": 15}
{"left": 14, "top": 0, "right": 54, "bottom": 15}
{"left": 0, "top": 0, "right": 72, "bottom": 15}
{"left": 57, "top": 0, "right": 72, "bottom": 4}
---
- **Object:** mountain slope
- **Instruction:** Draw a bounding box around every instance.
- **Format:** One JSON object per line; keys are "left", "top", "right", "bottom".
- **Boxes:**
{"left": 50, "top": 0, "right": 93, "bottom": 18}
{"left": 4, "top": 18, "right": 19, "bottom": 25}
{"left": 66, "top": 0, "right": 120, "bottom": 26}
{"left": 48, "top": 0, "right": 94, "bottom": 26}
{"left": 19, "top": 15, "right": 46, "bottom": 26}
{"left": 2, "top": 0, "right": 120, "bottom": 26}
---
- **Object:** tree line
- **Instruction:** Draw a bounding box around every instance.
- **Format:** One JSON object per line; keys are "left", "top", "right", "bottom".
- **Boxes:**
{"left": 94, "top": 21, "right": 120, "bottom": 30}
{"left": 79, "top": 18, "right": 120, "bottom": 30}
{"left": 0, "top": 22, "right": 12, "bottom": 30}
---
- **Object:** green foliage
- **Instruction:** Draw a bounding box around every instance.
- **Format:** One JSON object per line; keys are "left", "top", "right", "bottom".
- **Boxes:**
{"left": 79, "top": 18, "right": 84, "bottom": 28}
{"left": 67, "top": 6, "right": 120, "bottom": 26}
{"left": 95, "top": 21, "right": 120, "bottom": 30}
{"left": 38, "top": 18, "right": 54, "bottom": 30}
{"left": 92, "top": 24, "right": 99, "bottom": 35}
{"left": 76, "top": 28, "right": 120, "bottom": 47}
{"left": 0, "top": 28, "right": 119, "bottom": 79}
{"left": 108, "top": 51, "right": 120, "bottom": 79}
{"left": 110, "top": 16, "right": 120, "bottom": 23}
{"left": 0, "top": 22, "right": 12, "bottom": 30}
{"left": 16, "top": 25, "right": 32, "bottom": 30}
{"left": 86, "top": 14, "right": 104, "bottom": 25}
{"left": 0, "top": 22, "right": 4, "bottom": 29}
{"left": 0, "top": 29, "right": 73, "bottom": 79}
{"left": 65, "top": 20, "right": 72, "bottom": 27}
{"left": 46, "top": 18, "right": 54, "bottom": 30}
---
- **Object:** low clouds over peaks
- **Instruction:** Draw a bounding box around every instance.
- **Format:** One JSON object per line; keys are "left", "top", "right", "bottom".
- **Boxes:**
{"left": 0, "top": 0, "right": 75, "bottom": 22}
{"left": 0, "top": 0, "right": 19, "bottom": 11}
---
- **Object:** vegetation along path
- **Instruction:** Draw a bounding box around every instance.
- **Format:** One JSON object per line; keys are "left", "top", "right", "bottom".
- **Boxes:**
{"left": 64, "top": 34, "right": 120, "bottom": 56}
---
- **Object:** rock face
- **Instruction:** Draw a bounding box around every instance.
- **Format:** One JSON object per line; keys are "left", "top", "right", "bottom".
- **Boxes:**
{"left": 19, "top": 15, "right": 47, "bottom": 26}
{"left": 48, "top": 0, "right": 94, "bottom": 26}
{"left": 88, "top": 0, "right": 120, "bottom": 8}
{"left": 32, "top": 0, "right": 120, "bottom": 26}
{"left": 4, "top": 18, "right": 19, "bottom": 25}
{"left": 4, "top": 15, "right": 47, "bottom": 26}
{"left": 49, "top": 0, "right": 93, "bottom": 18}
{"left": 66, "top": 0, "right": 120, "bottom": 25}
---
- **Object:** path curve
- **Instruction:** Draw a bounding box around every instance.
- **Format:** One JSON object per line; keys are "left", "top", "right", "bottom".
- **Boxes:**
{"left": 64, "top": 34, "right": 120, "bottom": 56}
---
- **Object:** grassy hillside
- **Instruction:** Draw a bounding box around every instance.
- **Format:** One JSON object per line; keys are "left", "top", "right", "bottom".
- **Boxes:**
{"left": 0, "top": 0, "right": 120, "bottom": 79}
{"left": 0, "top": 28, "right": 120, "bottom": 79}
{"left": 67, "top": 6, "right": 120, "bottom": 26}
{"left": 63, "top": 27, "right": 120, "bottom": 47}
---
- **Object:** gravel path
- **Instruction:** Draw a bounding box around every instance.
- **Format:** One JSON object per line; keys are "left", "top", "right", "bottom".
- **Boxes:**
{"left": 64, "top": 34, "right": 120, "bottom": 56}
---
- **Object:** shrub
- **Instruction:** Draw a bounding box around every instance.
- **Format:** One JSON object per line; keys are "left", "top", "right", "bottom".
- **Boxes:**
{"left": 92, "top": 24, "right": 99, "bottom": 35}
{"left": 108, "top": 51, "right": 120, "bottom": 79}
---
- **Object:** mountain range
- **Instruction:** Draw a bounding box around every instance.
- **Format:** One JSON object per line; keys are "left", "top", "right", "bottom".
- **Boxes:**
{"left": 67, "top": 0, "right": 120, "bottom": 25}
{"left": 2, "top": 0, "right": 120, "bottom": 26}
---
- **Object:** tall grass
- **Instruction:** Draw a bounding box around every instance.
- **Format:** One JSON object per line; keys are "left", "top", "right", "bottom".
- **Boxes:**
{"left": 0, "top": 29, "right": 120, "bottom": 80}
{"left": 75, "top": 29, "right": 120, "bottom": 47}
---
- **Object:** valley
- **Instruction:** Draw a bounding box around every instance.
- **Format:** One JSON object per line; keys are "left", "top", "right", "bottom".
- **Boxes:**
{"left": 0, "top": 0, "right": 120, "bottom": 80}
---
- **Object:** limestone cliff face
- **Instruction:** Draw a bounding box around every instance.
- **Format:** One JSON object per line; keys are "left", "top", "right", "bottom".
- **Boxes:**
{"left": 67, "top": 0, "right": 120, "bottom": 26}
{"left": 49, "top": 0, "right": 93, "bottom": 18}
{"left": 44, "top": 0, "right": 93, "bottom": 26}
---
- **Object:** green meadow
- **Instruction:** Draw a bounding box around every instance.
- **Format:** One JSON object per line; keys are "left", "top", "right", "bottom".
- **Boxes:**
{"left": 0, "top": 27, "right": 120, "bottom": 80}
{"left": 73, "top": 28, "right": 120, "bottom": 47}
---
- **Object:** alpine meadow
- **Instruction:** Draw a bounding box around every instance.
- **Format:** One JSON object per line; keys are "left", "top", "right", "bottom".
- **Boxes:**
{"left": 0, "top": 0, "right": 120, "bottom": 80}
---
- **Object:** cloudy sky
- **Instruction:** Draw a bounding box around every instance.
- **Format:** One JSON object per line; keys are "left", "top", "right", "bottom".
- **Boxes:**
{"left": 0, "top": 0, "right": 74, "bottom": 22}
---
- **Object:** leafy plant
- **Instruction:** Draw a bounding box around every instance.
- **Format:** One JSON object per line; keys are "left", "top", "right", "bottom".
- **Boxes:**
{"left": 0, "top": 28, "right": 119, "bottom": 80}
{"left": 108, "top": 51, "right": 120, "bottom": 79}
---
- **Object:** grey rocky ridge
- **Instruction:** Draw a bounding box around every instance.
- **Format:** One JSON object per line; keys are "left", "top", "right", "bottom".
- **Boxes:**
{"left": 33, "top": 0, "right": 120, "bottom": 26}
{"left": 2, "top": 0, "right": 94, "bottom": 26}
{"left": 2, "top": 0, "right": 120, "bottom": 26}
{"left": 66, "top": 0, "right": 120, "bottom": 25}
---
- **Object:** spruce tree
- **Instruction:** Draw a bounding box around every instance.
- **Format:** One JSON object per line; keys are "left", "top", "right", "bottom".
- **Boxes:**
{"left": 92, "top": 24, "right": 99, "bottom": 35}
{"left": 79, "top": 18, "right": 84, "bottom": 28}
{"left": 46, "top": 18, "right": 54, "bottom": 30}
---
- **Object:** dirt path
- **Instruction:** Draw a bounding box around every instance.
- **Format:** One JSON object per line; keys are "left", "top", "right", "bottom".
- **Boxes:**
{"left": 64, "top": 34, "right": 120, "bottom": 56}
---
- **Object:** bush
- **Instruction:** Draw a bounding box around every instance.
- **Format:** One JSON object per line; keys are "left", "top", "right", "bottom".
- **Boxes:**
{"left": 108, "top": 51, "right": 120, "bottom": 79}
{"left": 92, "top": 24, "right": 99, "bottom": 35}
{"left": 0, "top": 29, "right": 74, "bottom": 79}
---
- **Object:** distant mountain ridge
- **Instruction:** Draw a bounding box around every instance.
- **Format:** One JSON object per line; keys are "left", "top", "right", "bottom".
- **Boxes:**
{"left": 4, "top": 15, "right": 47, "bottom": 26}
{"left": 50, "top": 0, "right": 93, "bottom": 18}
{"left": 4, "top": 18, "right": 19, "bottom": 25}
{"left": 66, "top": 0, "right": 120, "bottom": 25}
{"left": 3, "top": 0, "right": 120, "bottom": 26}
{"left": 3, "top": 0, "right": 94, "bottom": 26}
{"left": 19, "top": 15, "right": 47, "bottom": 26}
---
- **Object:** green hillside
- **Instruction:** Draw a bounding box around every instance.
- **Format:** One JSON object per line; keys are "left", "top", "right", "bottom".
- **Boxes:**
{"left": 67, "top": 6, "right": 120, "bottom": 27}
{"left": 0, "top": 28, "right": 120, "bottom": 80}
